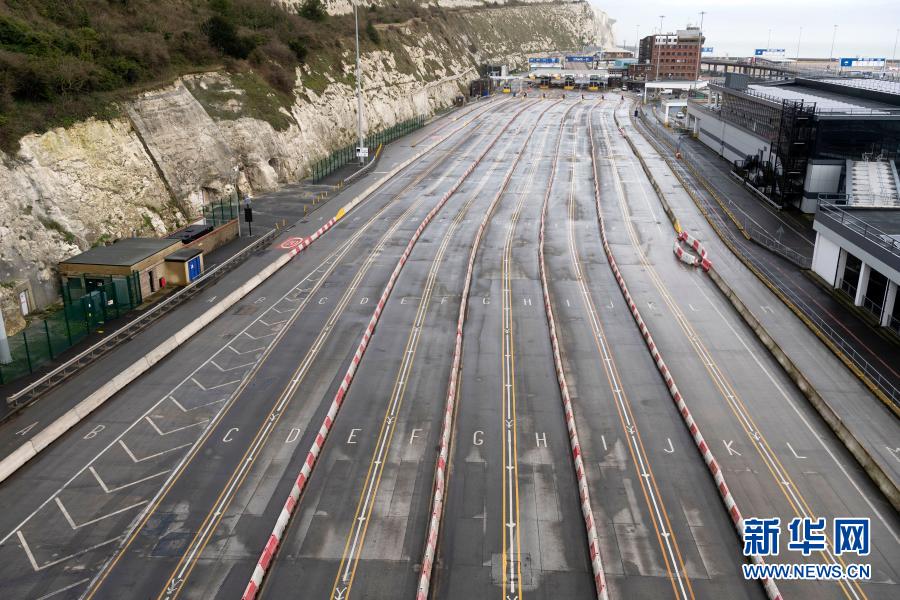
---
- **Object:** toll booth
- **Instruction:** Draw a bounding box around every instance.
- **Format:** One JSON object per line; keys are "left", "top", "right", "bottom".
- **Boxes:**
{"left": 588, "top": 75, "right": 601, "bottom": 91}
{"left": 563, "top": 75, "right": 575, "bottom": 90}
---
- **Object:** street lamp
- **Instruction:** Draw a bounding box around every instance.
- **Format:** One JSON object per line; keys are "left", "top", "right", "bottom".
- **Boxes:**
{"left": 655, "top": 15, "right": 665, "bottom": 82}
{"left": 796, "top": 26, "right": 802, "bottom": 64}
{"left": 697, "top": 11, "right": 706, "bottom": 81}
{"left": 354, "top": 1, "right": 365, "bottom": 164}
{"left": 830, "top": 24, "right": 838, "bottom": 64}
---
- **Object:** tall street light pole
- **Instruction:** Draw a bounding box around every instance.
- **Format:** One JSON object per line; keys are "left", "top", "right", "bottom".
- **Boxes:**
{"left": 766, "top": 28, "right": 772, "bottom": 51}
{"left": 830, "top": 24, "right": 838, "bottom": 65}
{"left": 635, "top": 24, "right": 639, "bottom": 57}
{"left": 656, "top": 15, "right": 665, "bottom": 81}
{"left": 697, "top": 11, "right": 706, "bottom": 81}
{"left": 796, "top": 26, "right": 802, "bottom": 64}
{"left": 354, "top": 1, "right": 365, "bottom": 164}
{"left": 892, "top": 28, "right": 899, "bottom": 73}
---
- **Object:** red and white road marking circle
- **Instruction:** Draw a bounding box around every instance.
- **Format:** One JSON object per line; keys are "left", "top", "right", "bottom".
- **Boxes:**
{"left": 280, "top": 237, "right": 304, "bottom": 249}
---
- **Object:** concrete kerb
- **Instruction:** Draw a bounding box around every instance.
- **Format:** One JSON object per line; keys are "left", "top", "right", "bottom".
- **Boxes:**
{"left": 536, "top": 102, "right": 609, "bottom": 600}
{"left": 415, "top": 99, "right": 562, "bottom": 600}
{"left": 637, "top": 109, "right": 897, "bottom": 416}
{"left": 615, "top": 104, "right": 900, "bottom": 512}
{"left": 243, "top": 99, "right": 533, "bottom": 600}
{"left": 596, "top": 105, "right": 784, "bottom": 600}
{"left": 0, "top": 100, "right": 508, "bottom": 487}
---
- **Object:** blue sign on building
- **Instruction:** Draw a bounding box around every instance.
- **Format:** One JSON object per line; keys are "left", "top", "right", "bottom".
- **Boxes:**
{"left": 840, "top": 57, "right": 886, "bottom": 67}
{"left": 528, "top": 57, "right": 560, "bottom": 64}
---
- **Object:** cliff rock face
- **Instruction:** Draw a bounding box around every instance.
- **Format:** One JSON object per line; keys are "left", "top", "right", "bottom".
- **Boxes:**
{"left": 0, "top": 1, "right": 615, "bottom": 314}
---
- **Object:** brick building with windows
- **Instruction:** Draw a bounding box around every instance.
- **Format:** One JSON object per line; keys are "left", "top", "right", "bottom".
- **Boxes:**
{"left": 637, "top": 27, "right": 704, "bottom": 81}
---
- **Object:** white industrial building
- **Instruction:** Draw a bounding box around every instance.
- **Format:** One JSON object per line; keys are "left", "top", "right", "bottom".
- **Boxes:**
{"left": 812, "top": 204, "right": 900, "bottom": 334}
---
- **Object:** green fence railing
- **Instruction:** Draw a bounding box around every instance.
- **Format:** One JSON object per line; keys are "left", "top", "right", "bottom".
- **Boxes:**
{"left": 0, "top": 273, "right": 142, "bottom": 385}
{"left": 310, "top": 115, "right": 426, "bottom": 183}
{"left": 202, "top": 197, "right": 238, "bottom": 228}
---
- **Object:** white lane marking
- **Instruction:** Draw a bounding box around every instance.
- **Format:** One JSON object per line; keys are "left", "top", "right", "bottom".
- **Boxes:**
{"left": 89, "top": 466, "right": 170, "bottom": 494}
{"left": 210, "top": 360, "right": 256, "bottom": 373}
{"left": 118, "top": 440, "right": 192, "bottom": 464}
{"left": 35, "top": 578, "right": 90, "bottom": 600}
{"left": 55, "top": 497, "right": 148, "bottom": 530}
{"left": 688, "top": 277, "right": 900, "bottom": 545}
{"left": 189, "top": 377, "right": 239, "bottom": 391}
{"left": 168, "top": 395, "right": 227, "bottom": 413}
{"left": 144, "top": 416, "right": 209, "bottom": 436}
{"left": 17, "top": 531, "right": 122, "bottom": 571}
{"left": 609, "top": 107, "right": 877, "bottom": 596}
{"left": 337, "top": 127, "right": 512, "bottom": 589}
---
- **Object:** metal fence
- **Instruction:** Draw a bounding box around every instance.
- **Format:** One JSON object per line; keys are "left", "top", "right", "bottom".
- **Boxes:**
{"left": 639, "top": 108, "right": 813, "bottom": 268}
{"left": 202, "top": 197, "right": 238, "bottom": 228}
{"left": 634, "top": 106, "right": 900, "bottom": 409}
{"left": 0, "top": 273, "right": 142, "bottom": 385}
{"left": 310, "top": 115, "right": 426, "bottom": 182}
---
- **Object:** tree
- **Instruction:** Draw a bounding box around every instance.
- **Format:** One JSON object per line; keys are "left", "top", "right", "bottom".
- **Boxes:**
{"left": 298, "top": 0, "right": 327, "bottom": 22}
{"left": 366, "top": 20, "right": 380, "bottom": 45}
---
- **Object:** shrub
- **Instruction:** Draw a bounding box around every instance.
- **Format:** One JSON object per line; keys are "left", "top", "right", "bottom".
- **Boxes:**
{"left": 288, "top": 38, "right": 308, "bottom": 63}
{"left": 298, "top": 0, "right": 327, "bottom": 23}
{"left": 366, "top": 20, "right": 380, "bottom": 45}
{"left": 203, "top": 15, "right": 256, "bottom": 59}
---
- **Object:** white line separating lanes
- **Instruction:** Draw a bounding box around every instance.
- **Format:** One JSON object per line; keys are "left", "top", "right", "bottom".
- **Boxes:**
{"left": 242, "top": 99, "right": 540, "bottom": 600}
{"left": 0, "top": 96, "right": 509, "bottom": 488}
{"left": 415, "top": 98, "right": 564, "bottom": 600}
{"left": 593, "top": 101, "right": 784, "bottom": 600}
{"left": 536, "top": 102, "right": 610, "bottom": 600}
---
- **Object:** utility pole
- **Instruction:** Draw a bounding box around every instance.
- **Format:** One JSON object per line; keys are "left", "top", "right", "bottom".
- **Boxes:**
{"left": 635, "top": 24, "right": 640, "bottom": 58}
{"left": 796, "top": 26, "right": 802, "bottom": 64}
{"left": 830, "top": 24, "right": 838, "bottom": 65}
{"left": 656, "top": 15, "right": 665, "bottom": 81}
{"left": 766, "top": 28, "right": 772, "bottom": 52}
{"left": 697, "top": 11, "right": 706, "bottom": 81}
{"left": 354, "top": 1, "right": 365, "bottom": 164}
{"left": 892, "top": 28, "right": 899, "bottom": 74}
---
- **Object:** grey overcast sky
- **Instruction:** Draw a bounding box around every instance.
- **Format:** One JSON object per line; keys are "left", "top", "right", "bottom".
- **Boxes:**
{"left": 594, "top": 0, "right": 900, "bottom": 59}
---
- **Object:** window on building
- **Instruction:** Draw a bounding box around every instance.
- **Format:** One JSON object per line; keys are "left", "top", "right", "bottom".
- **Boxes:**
{"left": 840, "top": 252, "right": 862, "bottom": 298}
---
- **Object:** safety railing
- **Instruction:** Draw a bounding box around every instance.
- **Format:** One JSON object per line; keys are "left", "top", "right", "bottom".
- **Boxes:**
{"left": 5, "top": 225, "right": 279, "bottom": 408}
{"left": 634, "top": 106, "right": 900, "bottom": 410}
{"left": 817, "top": 202, "right": 900, "bottom": 261}
{"left": 310, "top": 115, "right": 426, "bottom": 183}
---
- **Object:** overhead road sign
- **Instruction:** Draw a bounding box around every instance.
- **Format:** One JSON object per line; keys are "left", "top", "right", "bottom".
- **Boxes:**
{"left": 566, "top": 56, "right": 594, "bottom": 63}
{"left": 529, "top": 57, "right": 560, "bottom": 64}
{"left": 702, "top": 47, "right": 714, "bottom": 55}
{"left": 840, "top": 57, "right": 886, "bottom": 67}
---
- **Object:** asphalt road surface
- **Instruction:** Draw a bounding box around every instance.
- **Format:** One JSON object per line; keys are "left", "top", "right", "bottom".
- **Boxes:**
{"left": 0, "top": 93, "right": 896, "bottom": 600}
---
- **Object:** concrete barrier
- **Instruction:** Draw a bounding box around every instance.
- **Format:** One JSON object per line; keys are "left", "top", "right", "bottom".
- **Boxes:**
{"left": 244, "top": 99, "right": 534, "bottom": 600}
{"left": 592, "top": 106, "right": 783, "bottom": 600}
{"left": 536, "top": 102, "right": 609, "bottom": 600}
{"left": 415, "top": 98, "right": 560, "bottom": 600}
{"left": 617, "top": 103, "right": 900, "bottom": 512}
{"left": 0, "top": 100, "right": 508, "bottom": 487}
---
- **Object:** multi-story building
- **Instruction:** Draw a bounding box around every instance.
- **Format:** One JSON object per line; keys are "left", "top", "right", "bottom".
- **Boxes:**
{"left": 637, "top": 27, "right": 704, "bottom": 81}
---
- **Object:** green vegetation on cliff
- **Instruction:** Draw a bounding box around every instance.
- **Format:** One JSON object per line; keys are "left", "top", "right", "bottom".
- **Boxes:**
{"left": 0, "top": 0, "right": 431, "bottom": 152}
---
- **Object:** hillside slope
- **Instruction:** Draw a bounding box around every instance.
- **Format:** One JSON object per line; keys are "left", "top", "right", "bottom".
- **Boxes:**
{"left": 0, "top": 0, "right": 614, "bottom": 319}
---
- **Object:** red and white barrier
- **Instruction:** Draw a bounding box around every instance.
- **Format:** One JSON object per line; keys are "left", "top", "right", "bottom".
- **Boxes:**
{"left": 673, "top": 230, "right": 711, "bottom": 271}
{"left": 415, "top": 99, "right": 561, "bottom": 600}
{"left": 243, "top": 100, "right": 537, "bottom": 600}
{"left": 589, "top": 106, "right": 783, "bottom": 600}
{"left": 536, "top": 103, "right": 609, "bottom": 600}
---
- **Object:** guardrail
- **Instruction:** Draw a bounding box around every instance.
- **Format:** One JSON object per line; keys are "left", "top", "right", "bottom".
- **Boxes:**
{"left": 634, "top": 108, "right": 900, "bottom": 411}
{"left": 818, "top": 201, "right": 900, "bottom": 260}
{"left": 639, "top": 111, "right": 813, "bottom": 269}
{"left": 6, "top": 226, "right": 280, "bottom": 410}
